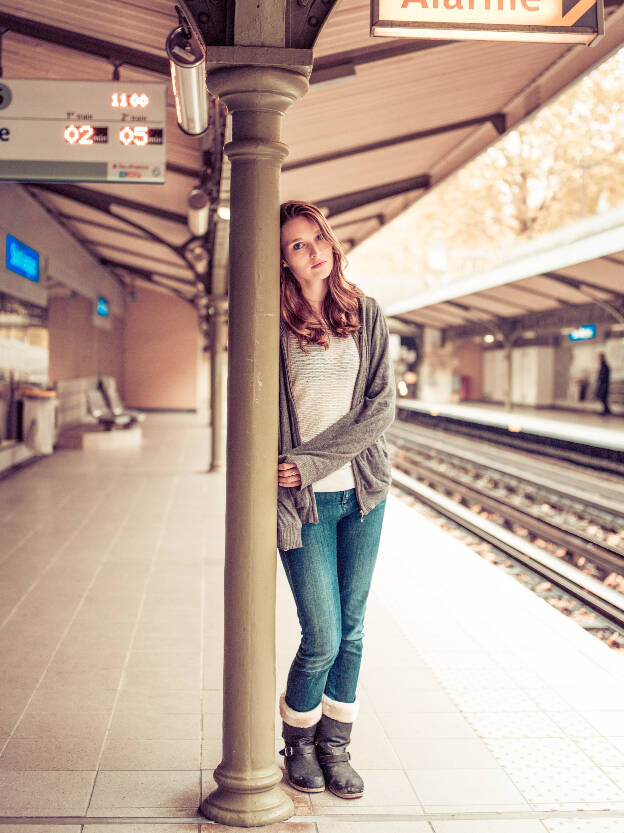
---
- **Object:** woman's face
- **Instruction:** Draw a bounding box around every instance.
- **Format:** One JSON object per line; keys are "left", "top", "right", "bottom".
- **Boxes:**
{"left": 281, "top": 216, "right": 334, "bottom": 287}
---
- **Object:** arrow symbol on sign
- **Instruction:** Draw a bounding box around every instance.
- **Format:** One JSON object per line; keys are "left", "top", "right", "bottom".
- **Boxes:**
{"left": 558, "top": 0, "right": 596, "bottom": 25}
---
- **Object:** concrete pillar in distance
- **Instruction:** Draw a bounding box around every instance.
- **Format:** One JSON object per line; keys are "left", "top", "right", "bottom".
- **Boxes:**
{"left": 504, "top": 343, "right": 513, "bottom": 411}
{"left": 209, "top": 294, "right": 227, "bottom": 472}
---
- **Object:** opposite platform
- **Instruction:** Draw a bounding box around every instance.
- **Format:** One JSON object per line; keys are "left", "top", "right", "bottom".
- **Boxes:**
{"left": 1, "top": 414, "right": 624, "bottom": 833}
{"left": 397, "top": 399, "right": 624, "bottom": 453}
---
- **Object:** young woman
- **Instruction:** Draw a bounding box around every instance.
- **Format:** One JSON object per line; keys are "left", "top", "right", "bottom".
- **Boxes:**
{"left": 277, "top": 200, "right": 396, "bottom": 798}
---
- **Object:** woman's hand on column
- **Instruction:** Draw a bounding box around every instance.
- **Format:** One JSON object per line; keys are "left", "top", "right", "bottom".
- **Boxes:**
{"left": 278, "top": 461, "right": 302, "bottom": 488}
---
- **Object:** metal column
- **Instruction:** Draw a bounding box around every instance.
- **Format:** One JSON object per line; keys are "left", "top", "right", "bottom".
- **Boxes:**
{"left": 200, "top": 64, "right": 308, "bottom": 828}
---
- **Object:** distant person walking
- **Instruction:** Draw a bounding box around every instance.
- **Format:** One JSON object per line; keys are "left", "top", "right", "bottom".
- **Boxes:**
{"left": 596, "top": 353, "right": 611, "bottom": 415}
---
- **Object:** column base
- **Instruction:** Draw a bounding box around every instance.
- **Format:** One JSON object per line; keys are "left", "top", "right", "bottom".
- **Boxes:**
{"left": 201, "top": 781, "right": 294, "bottom": 828}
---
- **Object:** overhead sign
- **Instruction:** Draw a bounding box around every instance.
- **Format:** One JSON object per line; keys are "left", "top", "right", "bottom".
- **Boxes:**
{"left": 96, "top": 296, "right": 110, "bottom": 318}
{"left": 0, "top": 80, "right": 166, "bottom": 183}
{"left": 568, "top": 324, "right": 596, "bottom": 341}
{"left": 5, "top": 234, "right": 40, "bottom": 282}
{"left": 371, "top": 0, "right": 603, "bottom": 43}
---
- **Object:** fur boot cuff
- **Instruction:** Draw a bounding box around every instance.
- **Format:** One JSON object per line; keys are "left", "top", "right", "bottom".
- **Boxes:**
{"left": 321, "top": 693, "right": 359, "bottom": 723}
{"left": 279, "top": 693, "right": 322, "bottom": 728}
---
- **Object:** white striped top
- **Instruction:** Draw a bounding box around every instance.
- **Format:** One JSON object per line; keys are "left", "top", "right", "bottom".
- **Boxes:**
{"left": 286, "top": 329, "right": 360, "bottom": 492}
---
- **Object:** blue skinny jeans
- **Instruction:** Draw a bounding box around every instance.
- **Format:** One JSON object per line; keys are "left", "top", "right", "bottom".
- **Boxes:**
{"left": 279, "top": 488, "right": 386, "bottom": 713}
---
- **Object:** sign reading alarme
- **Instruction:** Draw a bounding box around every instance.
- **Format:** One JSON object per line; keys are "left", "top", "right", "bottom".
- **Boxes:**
{"left": 371, "top": 0, "right": 603, "bottom": 43}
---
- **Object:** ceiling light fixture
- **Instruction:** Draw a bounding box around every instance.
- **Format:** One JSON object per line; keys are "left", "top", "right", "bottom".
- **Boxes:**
{"left": 188, "top": 187, "right": 210, "bottom": 236}
{"left": 166, "top": 24, "right": 209, "bottom": 136}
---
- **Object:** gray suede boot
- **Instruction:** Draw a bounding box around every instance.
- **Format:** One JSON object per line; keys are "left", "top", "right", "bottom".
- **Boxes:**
{"left": 315, "top": 714, "right": 364, "bottom": 799}
{"left": 280, "top": 721, "right": 325, "bottom": 793}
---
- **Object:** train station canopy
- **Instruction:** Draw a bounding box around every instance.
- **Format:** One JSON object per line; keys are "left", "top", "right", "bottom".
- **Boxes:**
{"left": 383, "top": 207, "right": 624, "bottom": 336}
{"left": 0, "top": 1, "right": 623, "bottom": 302}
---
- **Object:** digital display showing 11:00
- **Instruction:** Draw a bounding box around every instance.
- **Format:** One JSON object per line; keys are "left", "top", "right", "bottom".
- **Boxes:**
{"left": 63, "top": 124, "right": 163, "bottom": 147}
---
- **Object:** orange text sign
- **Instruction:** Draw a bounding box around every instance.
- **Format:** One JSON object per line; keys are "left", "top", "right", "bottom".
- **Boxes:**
{"left": 372, "top": 0, "right": 603, "bottom": 43}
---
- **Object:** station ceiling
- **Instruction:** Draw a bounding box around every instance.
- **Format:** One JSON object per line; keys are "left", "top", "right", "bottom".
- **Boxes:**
{"left": 0, "top": 1, "right": 623, "bottom": 306}
{"left": 384, "top": 210, "right": 624, "bottom": 336}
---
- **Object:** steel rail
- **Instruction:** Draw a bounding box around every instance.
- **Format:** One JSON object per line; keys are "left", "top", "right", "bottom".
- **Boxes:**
{"left": 390, "top": 466, "right": 624, "bottom": 632}
{"left": 389, "top": 421, "right": 624, "bottom": 515}
{"left": 390, "top": 446, "right": 624, "bottom": 575}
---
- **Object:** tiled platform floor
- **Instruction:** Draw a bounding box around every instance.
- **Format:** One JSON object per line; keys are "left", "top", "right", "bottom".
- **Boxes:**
{"left": 1, "top": 414, "right": 624, "bottom": 833}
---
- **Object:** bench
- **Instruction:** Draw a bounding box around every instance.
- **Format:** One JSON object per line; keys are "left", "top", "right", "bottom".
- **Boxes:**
{"left": 55, "top": 376, "right": 143, "bottom": 450}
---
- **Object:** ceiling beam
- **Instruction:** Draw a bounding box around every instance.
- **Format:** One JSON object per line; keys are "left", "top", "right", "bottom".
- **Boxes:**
{"left": 125, "top": 271, "right": 196, "bottom": 305}
{"left": 56, "top": 212, "right": 152, "bottom": 241}
{"left": 398, "top": 305, "right": 462, "bottom": 325}
{"left": 89, "top": 240, "right": 194, "bottom": 273}
{"left": 474, "top": 289, "right": 534, "bottom": 314}
{"left": 387, "top": 314, "right": 423, "bottom": 329}
{"left": 99, "top": 257, "right": 196, "bottom": 289}
{"left": 499, "top": 281, "right": 576, "bottom": 305}
{"left": 321, "top": 174, "right": 430, "bottom": 218}
{"left": 167, "top": 162, "right": 202, "bottom": 179}
{"left": 543, "top": 270, "right": 620, "bottom": 296}
{"left": 30, "top": 183, "right": 194, "bottom": 280}
{"left": 442, "top": 299, "right": 495, "bottom": 319}
{"left": 0, "top": 12, "right": 169, "bottom": 75}
{"left": 0, "top": 12, "right": 457, "bottom": 84}
{"left": 31, "top": 183, "right": 186, "bottom": 226}
{"left": 544, "top": 271, "right": 624, "bottom": 324}
{"left": 443, "top": 300, "right": 624, "bottom": 341}
{"left": 283, "top": 114, "right": 506, "bottom": 172}
{"left": 26, "top": 184, "right": 126, "bottom": 290}
{"left": 331, "top": 213, "right": 384, "bottom": 231}
{"left": 310, "top": 39, "right": 456, "bottom": 84}
{"left": 422, "top": 302, "right": 473, "bottom": 323}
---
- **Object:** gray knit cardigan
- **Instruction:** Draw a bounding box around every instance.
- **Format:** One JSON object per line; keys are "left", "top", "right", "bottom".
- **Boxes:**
{"left": 278, "top": 295, "right": 396, "bottom": 551}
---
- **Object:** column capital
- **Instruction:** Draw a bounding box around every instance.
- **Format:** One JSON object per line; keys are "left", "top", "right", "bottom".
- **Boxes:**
{"left": 205, "top": 64, "right": 309, "bottom": 120}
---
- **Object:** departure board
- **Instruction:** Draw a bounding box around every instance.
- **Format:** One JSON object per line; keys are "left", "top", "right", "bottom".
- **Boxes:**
{"left": 0, "top": 80, "right": 166, "bottom": 183}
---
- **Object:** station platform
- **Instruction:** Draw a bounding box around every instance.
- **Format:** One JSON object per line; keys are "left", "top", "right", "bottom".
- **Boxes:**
{"left": 397, "top": 399, "right": 624, "bottom": 453}
{"left": 1, "top": 414, "right": 624, "bottom": 833}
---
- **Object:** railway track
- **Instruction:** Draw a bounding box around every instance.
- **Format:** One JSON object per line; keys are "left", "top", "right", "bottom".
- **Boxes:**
{"left": 396, "top": 405, "right": 624, "bottom": 475}
{"left": 388, "top": 421, "right": 624, "bottom": 639}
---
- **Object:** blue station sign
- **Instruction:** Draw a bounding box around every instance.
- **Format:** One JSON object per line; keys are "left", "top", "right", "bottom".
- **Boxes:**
{"left": 97, "top": 296, "right": 109, "bottom": 317}
{"left": 5, "top": 233, "right": 40, "bottom": 282}
{"left": 568, "top": 325, "right": 596, "bottom": 341}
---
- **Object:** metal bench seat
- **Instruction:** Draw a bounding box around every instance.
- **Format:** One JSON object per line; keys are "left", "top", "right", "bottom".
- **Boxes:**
{"left": 86, "top": 389, "right": 132, "bottom": 431}
{"left": 98, "top": 376, "right": 146, "bottom": 425}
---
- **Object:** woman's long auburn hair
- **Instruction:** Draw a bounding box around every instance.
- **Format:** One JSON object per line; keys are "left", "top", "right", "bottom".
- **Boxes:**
{"left": 280, "top": 200, "right": 362, "bottom": 351}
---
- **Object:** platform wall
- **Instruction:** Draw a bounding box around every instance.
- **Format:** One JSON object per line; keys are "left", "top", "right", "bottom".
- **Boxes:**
{"left": 418, "top": 331, "right": 484, "bottom": 403}
{"left": 482, "top": 346, "right": 556, "bottom": 406}
{"left": 482, "top": 349, "right": 506, "bottom": 402}
{"left": 122, "top": 285, "right": 200, "bottom": 411}
{"left": 511, "top": 346, "right": 555, "bottom": 407}
{"left": 48, "top": 294, "right": 124, "bottom": 391}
